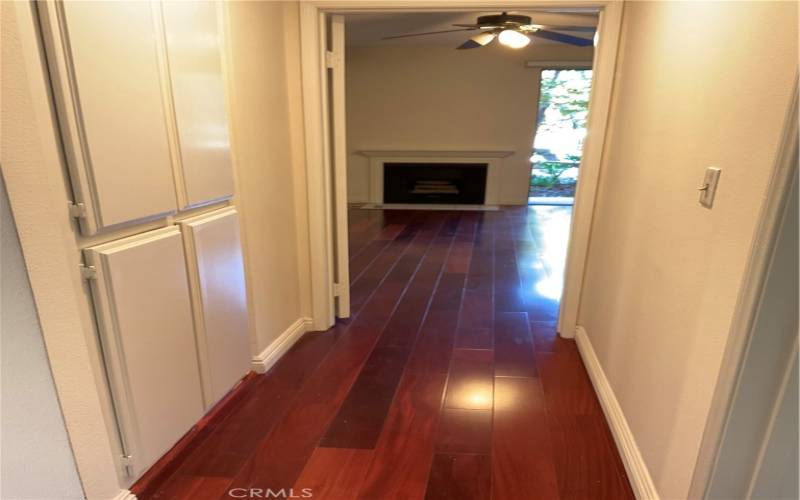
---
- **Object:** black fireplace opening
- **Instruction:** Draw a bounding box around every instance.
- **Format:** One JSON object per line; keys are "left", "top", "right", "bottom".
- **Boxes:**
{"left": 383, "top": 162, "right": 487, "bottom": 205}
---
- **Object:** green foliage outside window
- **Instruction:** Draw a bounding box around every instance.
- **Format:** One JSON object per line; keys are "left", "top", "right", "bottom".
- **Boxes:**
{"left": 530, "top": 70, "right": 592, "bottom": 197}
{"left": 530, "top": 156, "right": 581, "bottom": 188}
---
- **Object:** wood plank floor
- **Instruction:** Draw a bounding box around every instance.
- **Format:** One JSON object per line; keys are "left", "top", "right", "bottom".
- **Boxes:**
{"left": 142, "top": 206, "right": 634, "bottom": 500}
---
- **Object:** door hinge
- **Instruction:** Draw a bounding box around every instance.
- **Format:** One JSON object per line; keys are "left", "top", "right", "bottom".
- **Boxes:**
{"left": 120, "top": 454, "right": 134, "bottom": 477}
{"left": 325, "top": 50, "right": 337, "bottom": 69}
{"left": 79, "top": 264, "right": 97, "bottom": 280}
{"left": 333, "top": 282, "right": 342, "bottom": 297}
{"left": 68, "top": 202, "right": 87, "bottom": 219}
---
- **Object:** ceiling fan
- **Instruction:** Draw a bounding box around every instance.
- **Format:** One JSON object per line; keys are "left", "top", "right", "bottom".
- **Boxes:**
{"left": 382, "top": 12, "right": 596, "bottom": 49}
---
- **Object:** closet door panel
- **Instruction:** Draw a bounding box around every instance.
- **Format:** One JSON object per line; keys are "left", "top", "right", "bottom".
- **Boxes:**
{"left": 85, "top": 228, "right": 204, "bottom": 477}
{"left": 52, "top": 1, "right": 177, "bottom": 231}
{"left": 162, "top": 1, "right": 235, "bottom": 208}
{"left": 181, "top": 208, "right": 250, "bottom": 406}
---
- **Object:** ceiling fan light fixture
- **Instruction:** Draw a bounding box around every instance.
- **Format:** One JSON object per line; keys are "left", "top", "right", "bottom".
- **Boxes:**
{"left": 472, "top": 32, "right": 497, "bottom": 46}
{"left": 498, "top": 29, "right": 530, "bottom": 49}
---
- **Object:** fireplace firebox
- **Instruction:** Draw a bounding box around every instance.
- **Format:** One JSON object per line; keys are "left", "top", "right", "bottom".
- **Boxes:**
{"left": 383, "top": 162, "right": 487, "bottom": 204}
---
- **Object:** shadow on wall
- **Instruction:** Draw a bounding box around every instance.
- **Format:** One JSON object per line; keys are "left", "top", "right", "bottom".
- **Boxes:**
{"left": 0, "top": 175, "right": 84, "bottom": 499}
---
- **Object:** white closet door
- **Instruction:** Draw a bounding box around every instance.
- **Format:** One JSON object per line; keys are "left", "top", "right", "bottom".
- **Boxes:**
{"left": 180, "top": 208, "right": 250, "bottom": 407}
{"left": 85, "top": 228, "right": 204, "bottom": 477}
{"left": 162, "top": 1, "right": 235, "bottom": 208}
{"left": 40, "top": 2, "right": 177, "bottom": 233}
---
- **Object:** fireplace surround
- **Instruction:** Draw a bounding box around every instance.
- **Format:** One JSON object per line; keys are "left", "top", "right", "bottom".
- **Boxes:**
{"left": 358, "top": 150, "right": 514, "bottom": 205}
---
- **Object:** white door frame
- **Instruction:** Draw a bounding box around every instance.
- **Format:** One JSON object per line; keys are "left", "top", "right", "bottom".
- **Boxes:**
{"left": 299, "top": 0, "right": 625, "bottom": 335}
{"left": 329, "top": 15, "right": 352, "bottom": 318}
{"left": 688, "top": 82, "right": 799, "bottom": 498}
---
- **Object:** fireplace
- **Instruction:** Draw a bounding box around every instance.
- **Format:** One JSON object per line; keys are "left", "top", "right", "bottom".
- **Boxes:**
{"left": 360, "top": 150, "right": 512, "bottom": 205}
{"left": 383, "top": 162, "right": 488, "bottom": 204}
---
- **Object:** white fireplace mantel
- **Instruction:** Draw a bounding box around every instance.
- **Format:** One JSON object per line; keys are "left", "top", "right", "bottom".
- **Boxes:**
{"left": 357, "top": 149, "right": 514, "bottom": 159}
{"left": 357, "top": 149, "right": 515, "bottom": 204}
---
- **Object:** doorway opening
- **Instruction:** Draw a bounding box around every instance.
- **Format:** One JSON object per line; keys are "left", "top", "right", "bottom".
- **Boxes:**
{"left": 302, "top": 3, "right": 623, "bottom": 336}
{"left": 528, "top": 68, "right": 593, "bottom": 206}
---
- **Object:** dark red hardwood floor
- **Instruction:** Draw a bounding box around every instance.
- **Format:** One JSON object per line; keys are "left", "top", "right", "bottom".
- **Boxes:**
{"left": 142, "top": 206, "right": 634, "bottom": 500}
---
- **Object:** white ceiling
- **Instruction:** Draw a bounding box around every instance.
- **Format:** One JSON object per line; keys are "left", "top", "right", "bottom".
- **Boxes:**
{"left": 345, "top": 10, "right": 599, "bottom": 48}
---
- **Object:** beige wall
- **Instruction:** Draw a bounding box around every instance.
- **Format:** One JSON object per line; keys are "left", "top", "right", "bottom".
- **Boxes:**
{"left": 225, "top": 1, "right": 312, "bottom": 353}
{"left": 577, "top": 1, "right": 798, "bottom": 498}
{"left": 1, "top": 178, "right": 84, "bottom": 498}
{"left": 1, "top": 3, "right": 123, "bottom": 497}
{"left": 345, "top": 43, "right": 593, "bottom": 204}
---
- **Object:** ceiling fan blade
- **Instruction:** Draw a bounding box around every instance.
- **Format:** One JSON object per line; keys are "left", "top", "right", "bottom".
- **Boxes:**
{"left": 382, "top": 27, "right": 477, "bottom": 40}
{"left": 530, "top": 29, "right": 593, "bottom": 46}
{"left": 452, "top": 23, "right": 484, "bottom": 28}
{"left": 456, "top": 32, "right": 497, "bottom": 49}
{"left": 529, "top": 24, "right": 597, "bottom": 33}
{"left": 456, "top": 39, "right": 483, "bottom": 50}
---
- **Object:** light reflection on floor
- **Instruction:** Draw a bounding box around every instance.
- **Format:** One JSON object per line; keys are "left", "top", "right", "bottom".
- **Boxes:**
{"left": 452, "top": 381, "right": 494, "bottom": 410}
{"left": 526, "top": 205, "right": 573, "bottom": 301}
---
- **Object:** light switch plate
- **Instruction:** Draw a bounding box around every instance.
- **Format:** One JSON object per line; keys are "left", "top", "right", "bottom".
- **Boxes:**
{"left": 699, "top": 167, "right": 721, "bottom": 208}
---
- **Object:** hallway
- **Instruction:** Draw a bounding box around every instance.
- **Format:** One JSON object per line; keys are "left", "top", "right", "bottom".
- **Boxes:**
{"left": 140, "top": 206, "right": 633, "bottom": 499}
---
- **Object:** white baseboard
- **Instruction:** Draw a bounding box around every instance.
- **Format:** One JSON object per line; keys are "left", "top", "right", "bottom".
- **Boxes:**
{"left": 251, "top": 317, "right": 313, "bottom": 374}
{"left": 112, "top": 489, "right": 136, "bottom": 500}
{"left": 575, "top": 326, "right": 660, "bottom": 500}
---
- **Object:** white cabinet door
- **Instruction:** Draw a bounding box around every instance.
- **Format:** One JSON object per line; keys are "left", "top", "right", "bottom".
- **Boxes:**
{"left": 162, "top": 1, "right": 235, "bottom": 209}
{"left": 40, "top": 2, "right": 178, "bottom": 234}
{"left": 180, "top": 208, "right": 250, "bottom": 407}
{"left": 85, "top": 227, "right": 204, "bottom": 478}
